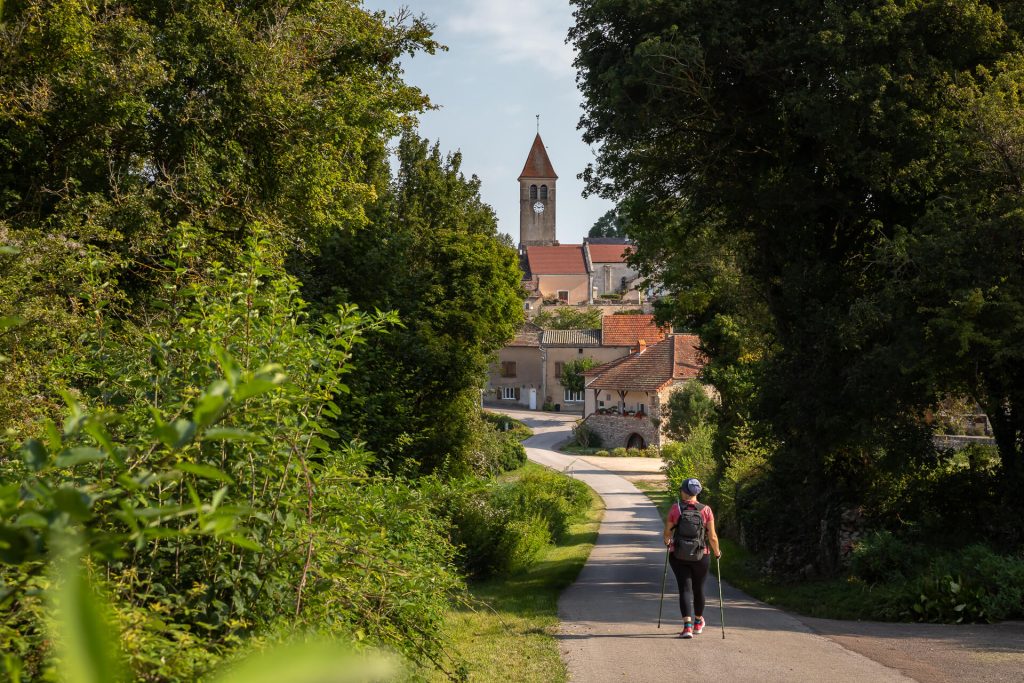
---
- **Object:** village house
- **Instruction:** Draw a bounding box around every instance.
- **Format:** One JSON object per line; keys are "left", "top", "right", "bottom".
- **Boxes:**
{"left": 586, "top": 238, "right": 642, "bottom": 302}
{"left": 487, "top": 314, "right": 669, "bottom": 413}
{"left": 582, "top": 334, "right": 705, "bottom": 449}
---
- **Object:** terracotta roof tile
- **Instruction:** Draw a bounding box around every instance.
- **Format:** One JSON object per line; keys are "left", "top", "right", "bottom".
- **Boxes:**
{"left": 588, "top": 243, "right": 632, "bottom": 263}
{"left": 601, "top": 314, "right": 668, "bottom": 347}
{"left": 509, "top": 322, "right": 543, "bottom": 347}
{"left": 584, "top": 334, "right": 704, "bottom": 392}
{"left": 526, "top": 245, "right": 587, "bottom": 275}
{"left": 541, "top": 329, "right": 602, "bottom": 346}
{"left": 518, "top": 134, "right": 558, "bottom": 180}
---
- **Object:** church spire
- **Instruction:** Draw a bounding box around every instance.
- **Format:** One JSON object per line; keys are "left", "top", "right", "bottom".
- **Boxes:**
{"left": 518, "top": 134, "right": 558, "bottom": 180}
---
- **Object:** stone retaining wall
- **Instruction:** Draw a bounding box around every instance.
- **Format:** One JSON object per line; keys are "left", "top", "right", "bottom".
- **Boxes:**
{"left": 584, "top": 413, "right": 662, "bottom": 449}
{"left": 933, "top": 434, "right": 996, "bottom": 450}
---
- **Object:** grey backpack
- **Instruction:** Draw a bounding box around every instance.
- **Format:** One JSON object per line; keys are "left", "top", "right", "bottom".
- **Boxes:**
{"left": 672, "top": 501, "right": 707, "bottom": 562}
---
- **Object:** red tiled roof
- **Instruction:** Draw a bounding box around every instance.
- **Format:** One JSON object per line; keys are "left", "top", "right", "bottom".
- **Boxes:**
{"left": 584, "top": 334, "right": 704, "bottom": 392}
{"left": 588, "top": 243, "right": 632, "bottom": 263}
{"left": 518, "top": 134, "right": 558, "bottom": 180}
{"left": 601, "top": 314, "right": 668, "bottom": 347}
{"left": 508, "top": 322, "right": 543, "bottom": 347}
{"left": 526, "top": 245, "right": 586, "bottom": 274}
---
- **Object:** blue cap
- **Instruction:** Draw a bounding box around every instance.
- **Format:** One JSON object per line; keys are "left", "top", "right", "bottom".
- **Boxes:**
{"left": 681, "top": 478, "right": 702, "bottom": 496}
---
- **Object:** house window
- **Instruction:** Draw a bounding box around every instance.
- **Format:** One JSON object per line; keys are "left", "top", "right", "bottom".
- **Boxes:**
{"left": 564, "top": 388, "right": 584, "bottom": 403}
{"left": 599, "top": 400, "right": 605, "bottom": 407}
{"left": 501, "top": 386, "right": 517, "bottom": 400}
{"left": 637, "top": 403, "right": 646, "bottom": 414}
{"left": 540, "top": 184, "right": 548, "bottom": 200}
{"left": 530, "top": 184, "right": 538, "bottom": 200}
{"left": 500, "top": 361, "right": 517, "bottom": 378}
{"left": 524, "top": 302, "right": 531, "bottom": 310}
{"left": 557, "top": 290, "right": 569, "bottom": 302}
{"left": 554, "top": 361, "right": 564, "bottom": 378}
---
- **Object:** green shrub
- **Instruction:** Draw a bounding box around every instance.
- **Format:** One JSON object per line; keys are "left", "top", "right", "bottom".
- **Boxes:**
{"left": 572, "top": 420, "right": 602, "bottom": 448}
{"left": 611, "top": 447, "right": 628, "bottom": 457}
{"left": 440, "top": 467, "right": 591, "bottom": 578}
{"left": 870, "top": 545, "right": 1024, "bottom": 623}
{"left": 499, "top": 515, "right": 553, "bottom": 574}
{"left": 595, "top": 450, "right": 610, "bottom": 457}
{"left": 850, "top": 531, "right": 931, "bottom": 584}
{"left": 662, "top": 423, "right": 717, "bottom": 491}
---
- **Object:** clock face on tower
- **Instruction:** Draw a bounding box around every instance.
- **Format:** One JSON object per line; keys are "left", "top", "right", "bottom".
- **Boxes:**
{"left": 533, "top": 201, "right": 545, "bottom": 214}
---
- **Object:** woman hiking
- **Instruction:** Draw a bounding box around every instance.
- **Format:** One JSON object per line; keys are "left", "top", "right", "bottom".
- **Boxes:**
{"left": 663, "top": 478, "right": 721, "bottom": 639}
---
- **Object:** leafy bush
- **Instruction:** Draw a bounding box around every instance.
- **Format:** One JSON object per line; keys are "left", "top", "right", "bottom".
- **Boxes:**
{"left": 499, "top": 516, "right": 553, "bottom": 574}
{"left": 877, "top": 545, "right": 1024, "bottom": 623}
{"left": 850, "top": 531, "right": 931, "bottom": 584}
{"left": 595, "top": 450, "right": 610, "bottom": 457}
{"left": 0, "top": 236, "right": 463, "bottom": 681}
{"left": 481, "top": 412, "right": 534, "bottom": 442}
{"left": 611, "top": 447, "right": 628, "bottom": 457}
{"left": 440, "top": 467, "right": 591, "bottom": 578}
{"left": 662, "top": 423, "right": 717, "bottom": 492}
{"left": 664, "top": 382, "right": 717, "bottom": 439}
{"left": 470, "top": 416, "right": 527, "bottom": 475}
{"left": 571, "top": 420, "right": 602, "bottom": 448}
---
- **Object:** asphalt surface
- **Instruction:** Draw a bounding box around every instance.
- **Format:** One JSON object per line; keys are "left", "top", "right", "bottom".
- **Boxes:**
{"left": 498, "top": 409, "right": 1024, "bottom": 683}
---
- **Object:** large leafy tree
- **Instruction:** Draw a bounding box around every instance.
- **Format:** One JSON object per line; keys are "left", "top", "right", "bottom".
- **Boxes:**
{"left": 309, "top": 133, "right": 524, "bottom": 474}
{"left": 572, "top": 0, "right": 1024, "bottom": 563}
{"left": 0, "top": 0, "right": 437, "bottom": 432}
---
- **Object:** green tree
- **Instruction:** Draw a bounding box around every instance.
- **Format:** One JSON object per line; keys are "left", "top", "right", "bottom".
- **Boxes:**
{"left": 0, "top": 0, "right": 438, "bottom": 434}
{"left": 572, "top": 0, "right": 1024, "bottom": 566}
{"left": 587, "top": 207, "right": 629, "bottom": 238}
{"left": 533, "top": 307, "right": 603, "bottom": 329}
{"left": 664, "top": 381, "right": 716, "bottom": 440}
{"left": 561, "top": 358, "right": 598, "bottom": 393}
{"left": 309, "top": 133, "right": 524, "bottom": 475}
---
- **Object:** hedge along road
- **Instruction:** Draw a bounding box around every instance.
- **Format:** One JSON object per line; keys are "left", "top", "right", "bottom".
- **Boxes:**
{"left": 498, "top": 409, "right": 918, "bottom": 683}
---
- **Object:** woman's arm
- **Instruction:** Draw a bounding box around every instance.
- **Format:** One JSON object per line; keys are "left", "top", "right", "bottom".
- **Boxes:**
{"left": 663, "top": 508, "right": 674, "bottom": 546}
{"left": 707, "top": 516, "right": 722, "bottom": 558}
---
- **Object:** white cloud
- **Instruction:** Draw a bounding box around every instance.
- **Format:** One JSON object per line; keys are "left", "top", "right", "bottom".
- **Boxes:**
{"left": 448, "top": 0, "right": 575, "bottom": 77}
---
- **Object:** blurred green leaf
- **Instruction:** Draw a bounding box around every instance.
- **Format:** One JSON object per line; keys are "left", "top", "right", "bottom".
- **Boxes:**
{"left": 55, "top": 447, "right": 106, "bottom": 468}
{"left": 21, "top": 439, "right": 48, "bottom": 472}
{"left": 53, "top": 488, "right": 91, "bottom": 521}
{"left": 0, "top": 315, "right": 27, "bottom": 331}
{"left": 194, "top": 381, "right": 230, "bottom": 428}
{"left": 212, "top": 640, "right": 400, "bottom": 683}
{"left": 51, "top": 551, "right": 128, "bottom": 683}
{"left": 175, "top": 462, "right": 233, "bottom": 483}
{"left": 204, "top": 427, "right": 265, "bottom": 443}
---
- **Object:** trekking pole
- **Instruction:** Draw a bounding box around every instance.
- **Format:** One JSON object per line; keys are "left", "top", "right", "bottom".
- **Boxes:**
{"left": 657, "top": 545, "right": 670, "bottom": 628}
{"left": 717, "top": 554, "right": 726, "bottom": 639}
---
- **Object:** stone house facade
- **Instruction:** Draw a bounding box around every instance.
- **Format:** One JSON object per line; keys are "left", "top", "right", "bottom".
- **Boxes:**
{"left": 582, "top": 334, "right": 705, "bottom": 449}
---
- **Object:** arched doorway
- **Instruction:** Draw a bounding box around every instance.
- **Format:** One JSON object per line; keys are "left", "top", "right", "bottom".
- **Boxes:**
{"left": 627, "top": 433, "right": 646, "bottom": 449}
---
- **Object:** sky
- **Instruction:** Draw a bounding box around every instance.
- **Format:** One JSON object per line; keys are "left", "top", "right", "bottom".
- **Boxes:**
{"left": 366, "top": 0, "right": 614, "bottom": 245}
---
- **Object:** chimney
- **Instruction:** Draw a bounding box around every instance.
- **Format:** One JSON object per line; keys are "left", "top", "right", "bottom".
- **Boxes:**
{"left": 638, "top": 339, "right": 647, "bottom": 354}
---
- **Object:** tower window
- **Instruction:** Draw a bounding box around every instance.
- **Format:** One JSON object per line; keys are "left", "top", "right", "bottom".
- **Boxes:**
{"left": 530, "top": 184, "right": 538, "bottom": 200}
{"left": 540, "top": 185, "right": 548, "bottom": 200}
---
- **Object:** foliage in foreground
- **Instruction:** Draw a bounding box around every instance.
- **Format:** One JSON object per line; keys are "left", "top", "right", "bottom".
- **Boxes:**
{"left": 435, "top": 465, "right": 592, "bottom": 579}
{"left": 0, "top": 238, "right": 463, "bottom": 681}
{"left": 573, "top": 0, "right": 1024, "bottom": 573}
{"left": 428, "top": 476, "right": 603, "bottom": 683}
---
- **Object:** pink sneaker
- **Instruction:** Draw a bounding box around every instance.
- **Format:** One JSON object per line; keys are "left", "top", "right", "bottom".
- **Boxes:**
{"left": 693, "top": 617, "right": 705, "bottom": 635}
{"left": 679, "top": 623, "right": 693, "bottom": 639}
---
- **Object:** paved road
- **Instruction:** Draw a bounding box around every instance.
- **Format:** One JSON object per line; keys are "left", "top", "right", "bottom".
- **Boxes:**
{"left": 497, "top": 410, "right": 1024, "bottom": 683}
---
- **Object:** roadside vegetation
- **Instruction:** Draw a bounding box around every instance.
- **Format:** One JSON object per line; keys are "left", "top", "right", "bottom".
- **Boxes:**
{"left": 0, "top": 3, "right": 589, "bottom": 681}
{"left": 574, "top": 0, "right": 1024, "bottom": 624}
{"left": 429, "top": 464, "right": 603, "bottom": 682}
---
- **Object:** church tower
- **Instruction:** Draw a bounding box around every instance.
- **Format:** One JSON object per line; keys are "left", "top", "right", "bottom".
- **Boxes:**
{"left": 519, "top": 134, "right": 558, "bottom": 247}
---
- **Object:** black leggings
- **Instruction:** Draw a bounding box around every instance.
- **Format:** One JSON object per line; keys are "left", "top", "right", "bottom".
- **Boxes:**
{"left": 669, "top": 553, "right": 710, "bottom": 619}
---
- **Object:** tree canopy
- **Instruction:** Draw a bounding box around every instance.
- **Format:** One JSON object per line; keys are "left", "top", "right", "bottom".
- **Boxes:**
{"left": 572, "top": 0, "right": 1024, "bottom": 565}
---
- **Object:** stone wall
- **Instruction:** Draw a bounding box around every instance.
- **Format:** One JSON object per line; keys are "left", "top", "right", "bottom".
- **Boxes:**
{"left": 584, "top": 413, "right": 662, "bottom": 449}
{"left": 933, "top": 434, "right": 997, "bottom": 450}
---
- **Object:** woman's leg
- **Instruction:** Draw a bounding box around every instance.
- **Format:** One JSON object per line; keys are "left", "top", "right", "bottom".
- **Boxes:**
{"left": 691, "top": 554, "right": 711, "bottom": 617}
{"left": 669, "top": 554, "right": 695, "bottom": 620}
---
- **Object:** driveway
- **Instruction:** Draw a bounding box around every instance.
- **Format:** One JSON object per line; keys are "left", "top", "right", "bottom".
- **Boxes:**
{"left": 497, "top": 408, "right": 1024, "bottom": 683}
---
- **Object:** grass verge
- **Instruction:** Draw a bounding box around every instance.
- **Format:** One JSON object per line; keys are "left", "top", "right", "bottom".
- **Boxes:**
{"left": 634, "top": 481, "right": 874, "bottom": 620}
{"left": 432, "top": 463, "right": 605, "bottom": 682}
{"left": 482, "top": 411, "right": 534, "bottom": 441}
